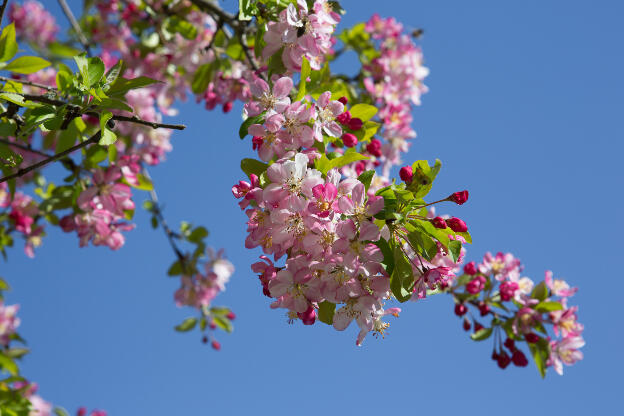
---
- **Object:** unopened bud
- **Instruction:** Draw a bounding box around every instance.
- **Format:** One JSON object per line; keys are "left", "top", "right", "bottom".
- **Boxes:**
{"left": 336, "top": 111, "right": 351, "bottom": 125}
{"left": 338, "top": 96, "right": 348, "bottom": 105}
{"left": 463, "top": 261, "right": 477, "bottom": 275}
{"left": 446, "top": 217, "right": 468, "bottom": 233}
{"left": 454, "top": 303, "right": 467, "bottom": 316}
{"left": 449, "top": 190, "right": 469, "bottom": 205}
{"left": 347, "top": 117, "right": 363, "bottom": 131}
{"left": 525, "top": 333, "right": 540, "bottom": 343}
{"left": 432, "top": 216, "right": 447, "bottom": 229}
{"left": 342, "top": 132, "right": 358, "bottom": 147}
{"left": 512, "top": 349, "right": 528, "bottom": 367}
{"left": 399, "top": 165, "right": 413, "bottom": 183}
{"left": 366, "top": 138, "right": 382, "bottom": 157}
{"left": 211, "top": 340, "right": 221, "bottom": 350}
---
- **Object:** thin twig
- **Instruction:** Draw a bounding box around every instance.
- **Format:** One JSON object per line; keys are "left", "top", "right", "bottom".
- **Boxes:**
{"left": 204, "top": 18, "right": 224, "bottom": 52}
{"left": 108, "top": 115, "right": 186, "bottom": 130}
{"left": 0, "top": 138, "right": 52, "bottom": 159}
{"left": 0, "top": 0, "right": 9, "bottom": 26}
{"left": 0, "top": 76, "right": 56, "bottom": 91}
{"left": 189, "top": 0, "right": 238, "bottom": 25}
{"left": 142, "top": 168, "right": 185, "bottom": 263}
{"left": 0, "top": 131, "right": 101, "bottom": 184}
{"left": 57, "top": 0, "right": 92, "bottom": 55}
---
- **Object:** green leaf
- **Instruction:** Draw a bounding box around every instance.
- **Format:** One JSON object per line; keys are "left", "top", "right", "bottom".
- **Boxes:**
{"left": 53, "top": 407, "right": 71, "bottom": 416}
{"left": 534, "top": 301, "right": 563, "bottom": 313}
{"left": 448, "top": 240, "right": 462, "bottom": 263}
{"left": 238, "top": 0, "right": 256, "bottom": 20}
{"left": 0, "top": 23, "right": 17, "bottom": 62}
{"left": 407, "top": 231, "right": 438, "bottom": 262}
{"left": 191, "top": 63, "right": 215, "bottom": 94}
{"left": 407, "top": 159, "right": 442, "bottom": 198}
{"left": 104, "top": 60, "right": 124, "bottom": 87}
{"left": 98, "top": 97, "right": 133, "bottom": 112}
{"left": 84, "top": 57, "right": 105, "bottom": 87}
{"left": 267, "top": 47, "right": 286, "bottom": 80}
{"left": 99, "top": 111, "right": 117, "bottom": 146}
{"left": 318, "top": 301, "right": 336, "bottom": 325}
{"left": 165, "top": 16, "right": 198, "bottom": 40}
{"left": 212, "top": 314, "right": 233, "bottom": 333}
{"left": 240, "top": 158, "right": 268, "bottom": 179}
{"left": 167, "top": 261, "right": 183, "bottom": 276}
{"left": 226, "top": 42, "right": 244, "bottom": 60}
{"left": 239, "top": 114, "right": 265, "bottom": 139}
{"left": 349, "top": 103, "right": 378, "bottom": 122}
{"left": 108, "top": 76, "right": 161, "bottom": 96}
{"left": 357, "top": 170, "right": 375, "bottom": 191}
{"left": 3, "top": 56, "right": 50, "bottom": 74}
{"left": 390, "top": 246, "right": 414, "bottom": 302}
{"left": 295, "top": 56, "right": 311, "bottom": 101}
{"left": 0, "top": 352, "right": 18, "bottom": 375}
{"left": 529, "top": 338, "right": 550, "bottom": 378}
{"left": 47, "top": 41, "right": 81, "bottom": 58}
{"left": 470, "top": 327, "right": 493, "bottom": 341}
{"left": 531, "top": 281, "right": 548, "bottom": 302}
{"left": 316, "top": 152, "right": 368, "bottom": 175}
{"left": 174, "top": 317, "right": 197, "bottom": 332}
{"left": 0, "top": 143, "right": 23, "bottom": 168}
{"left": 5, "top": 348, "right": 28, "bottom": 359}
{"left": 125, "top": 173, "right": 153, "bottom": 191}
{"left": 188, "top": 226, "right": 208, "bottom": 243}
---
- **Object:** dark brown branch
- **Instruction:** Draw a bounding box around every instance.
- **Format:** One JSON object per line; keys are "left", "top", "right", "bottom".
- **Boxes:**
{"left": 142, "top": 168, "right": 185, "bottom": 263}
{"left": 0, "top": 76, "right": 56, "bottom": 91}
{"left": 0, "top": 131, "right": 101, "bottom": 184}
{"left": 0, "top": 138, "right": 52, "bottom": 159}
{"left": 0, "top": 0, "right": 9, "bottom": 26}
{"left": 189, "top": 0, "right": 238, "bottom": 25}
{"left": 57, "top": 0, "right": 92, "bottom": 55}
{"left": 108, "top": 115, "right": 186, "bottom": 130}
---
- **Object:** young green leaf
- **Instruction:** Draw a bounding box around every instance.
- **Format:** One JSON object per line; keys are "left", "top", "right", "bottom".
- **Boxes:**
{"left": 470, "top": 327, "right": 493, "bottom": 341}
{"left": 174, "top": 317, "right": 198, "bottom": 332}
{"left": 3, "top": 56, "right": 51, "bottom": 74}
{"left": 99, "top": 111, "right": 117, "bottom": 146}
{"left": 318, "top": 301, "right": 336, "bottom": 325}
{"left": 0, "top": 23, "right": 18, "bottom": 62}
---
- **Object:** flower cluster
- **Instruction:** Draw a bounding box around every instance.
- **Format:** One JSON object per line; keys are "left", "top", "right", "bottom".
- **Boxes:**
{"left": 59, "top": 165, "right": 135, "bottom": 250}
{"left": 451, "top": 252, "right": 584, "bottom": 376}
{"left": 8, "top": 0, "right": 58, "bottom": 48}
{"left": 263, "top": 0, "right": 341, "bottom": 71}
{"left": 0, "top": 300, "right": 20, "bottom": 346}
{"left": 361, "top": 14, "right": 429, "bottom": 178}
{"left": 0, "top": 183, "right": 44, "bottom": 257}
{"left": 235, "top": 152, "right": 401, "bottom": 345}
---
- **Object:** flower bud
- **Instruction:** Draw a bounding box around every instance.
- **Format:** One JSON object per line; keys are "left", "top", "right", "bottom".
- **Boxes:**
{"left": 226, "top": 311, "right": 236, "bottom": 320}
{"left": 432, "top": 216, "right": 447, "bottom": 229}
{"left": 463, "top": 261, "right": 477, "bottom": 275}
{"left": 366, "top": 138, "right": 382, "bottom": 157}
{"left": 202, "top": 336, "right": 208, "bottom": 344}
{"left": 209, "top": 321, "right": 217, "bottom": 330}
{"left": 446, "top": 217, "right": 468, "bottom": 233}
{"left": 78, "top": 408, "right": 88, "bottom": 416}
{"left": 454, "top": 303, "right": 467, "bottom": 316}
{"left": 491, "top": 350, "right": 500, "bottom": 361}
{"left": 297, "top": 306, "right": 316, "bottom": 325}
{"left": 338, "top": 96, "right": 348, "bottom": 105}
{"left": 525, "top": 333, "right": 539, "bottom": 343}
{"left": 463, "top": 318, "right": 471, "bottom": 331}
{"left": 449, "top": 190, "right": 469, "bottom": 205}
{"left": 497, "top": 351, "right": 511, "bottom": 369}
{"left": 512, "top": 349, "right": 528, "bottom": 367}
{"left": 399, "top": 165, "right": 413, "bottom": 183}
{"left": 342, "top": 132, "right": 358, "bottom": 147}
{"left": 478, "top": 302, "right": 490, "bottom": 316}
{"left": 466, "top": 278, "right": 483, "bottom": 294}
{"left": 211, "top": 340, "right": 221, "bottom": 351}
{"left": 336, "top": 111, "right": 351, "bottom": 125}
{"left": 222, "top": 101, "right": 233, "bottom": 113}
{"left": 474, "top": 322, "right": 484, "bottom": 332}
{"left": 504, "top": 338, "right": 515, "bottom": 351}
{"left": 347, "top": 117, "right": 363, "bottom": 130}
{"left": 354, "top": 161, "right": 366, "bottom": 176}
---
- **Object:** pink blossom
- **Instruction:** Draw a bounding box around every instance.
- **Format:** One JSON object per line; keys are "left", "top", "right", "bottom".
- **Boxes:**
{"left": 549, "top": 336, "right": 585, "bottom": 375}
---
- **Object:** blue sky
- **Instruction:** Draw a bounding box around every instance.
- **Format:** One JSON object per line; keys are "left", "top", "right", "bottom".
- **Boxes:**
{"left": 3, "top": 0, "right": 623, "bottom": 414}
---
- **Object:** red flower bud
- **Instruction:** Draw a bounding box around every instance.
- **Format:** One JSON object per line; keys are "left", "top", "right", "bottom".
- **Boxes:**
{"left": 479, "top": 302, "right": 490, "bottom": 316}
{"left": 399, "top": 165, "right": 413, "bottom": 183}
{"left": 466, "top": 278, "right": 483, "bottom": 294}
{"left": 366, "top": 138, "right": 382, "bottom": 157}
{"left": 463, "top": 318, "right": 471, "bottom": 331}
{"left": 342, "top": 132, "right": 358, "bottom": 147}
{"left": 463, "top": 261, "right": 477, "bottom": 275}
{"left": 222, "top": 101, "right": 233, "bottom": 113}
{"left": 226, "top": 311, "right": 236, "bottom": 320}
{"left": 449, "top": 190, "right": 469, "bottom": 205}
{"left": 432, "top": 216, "right": 447, "bottom": 229}
{"left": 354, "top": 161, "right": 366, "bottom": 176}
{"left": 504, "top": 338, "right": 516, "bottom": 351}
{"left": 209, "top": 321, "right": 217, "bottom": 330}
{"left": 338, "top": 96, "right": 348, "bottom": 105}
{"left": 336, "top": 111, "right": 352, "bottom": 125}
{"left": 78, "top": 408, "right": 88, "bottom": 416}
{"left": 446, "top": 217, "right": 468, "bottom": 233}
{"left": 512, "top": 349, "right": 528, "bottom": 367}
{"left": 474, "top": 322, "right": 484, "bottom": 332}
{"left": 297, "top": 306, "right": 316, "bottom": 325}
{"left": 202, "top": 336, "right": 208, "bottom": 344}
{"left": 347, "top": 117, "right": 363, "bottom": 130}
{"left": 211, "top": 340, "right": 221, "bottom": 350}
{"left": 454, "top": 303, "right": 467, "bottom": 316}
{"left": 497, "top": 351, "right": 511, "bottom": 369}
{"left": 525, "top": 333, "right": 540, "bottom": 343}
{"left": 491, "top": 350, "right": 500, "bottom": 361}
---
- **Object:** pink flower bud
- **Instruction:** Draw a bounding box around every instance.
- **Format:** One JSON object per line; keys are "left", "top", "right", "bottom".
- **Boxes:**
{"left": 463, "top": 318, "right": 471, "bottom": 331}
{"left": 226, "top": 311, "right": 236, "bottom": 320}
{"left": 347, "top": 117, "right": 363, "bottom": 130}
{"left": 466, "top": 278, "right": 484, "bottom": 294}
{"left": 446, "top": 217, "right": 468, "bottom": 233}
{"left": 211, "top": 340, "right": 221, "bottom": 351}
{"left": 474, "top": 322, "right": 484, "bottom": 332}
{"left": 479, "top": 302, "right": 490, "bottom": 316}
{"left": 336, "top": 111, "right": 351, "bottom": 125}
{"left": 399, "top": 165, "right": 413, "bottom": 183}
{"left": 78, "top": 408, "right": 87, "bottom": 416}
{"left": 431, "top": 216, "right": 447, "bottom": 229}
{"left": 500, "top": 281, "right": 519, "bottom": 301}
{"left": 504, "top": 338, "right": 515, "bottom": 351}
{"left": 209, "top": 321, "right": 217, "bottom": 330}
{"left": 454, "top": 303, "right": 467, "bottom": 316}
{"left": 338, "top": 96, "right": 348, "bottom": 105}
{"left": 463, "top": 261, "right": 477, "bottom": 275}
{"left": 449, "top": 190, "right": 469, "bottom": 205}
{"left": 512, "top": 349, "right": 528, "bottom": 367}
{"left": 525, "top": 333, "right": 539, "bottom": 343}
{"left": 202, "top": 336, "right": 208, "bottom": 344}
{"left": 341, "top": 132, "right": 358, "bottom": 147}
{"left": 366, "top": 138, "right": 382, "bottom": 157}
{"left": 222, "top": 101, "right": 233, "bottom": 113}
{"left": 354, "top": 161, "right": 366, "bottom": 176}
{"left": 297, "top": 306, "right": 316, "bottom": 325}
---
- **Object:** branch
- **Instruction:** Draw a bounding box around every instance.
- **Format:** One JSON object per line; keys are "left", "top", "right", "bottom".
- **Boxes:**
{"left": 0, "top": 138, "right": 51, "bottom": 159}
{"left": 57, "top": 0, "right": 92, "bottom": 55}
{"left": 108, "top": 115, "right": 186, "bottom": 130}
{"left": 142, "top": 168, "right": 185, "bottom": 263}
{"left": 189, "top": 0, "right": 238, "bottom": 25}
{"left": 0, "top": 131, "right": 101, "bottom": 184}
{"left": 0, "top": 0, "right": 8, "bottom": 26}
{"left": 0, "top": 76, "right": 56, "bottom": 91}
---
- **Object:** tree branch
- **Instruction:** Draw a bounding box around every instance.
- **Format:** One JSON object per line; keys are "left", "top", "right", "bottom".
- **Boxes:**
{"left": 0, "top": 138, "right": 51, "bottom": 159}
{"left": 0, "top": 76, "right": 56, "bottom": 91}
{"left": 0, "top": 0, "right": 9, "bottom": 26}
{"left": 57, "top": 0, "right": 92, "bottom": 56}
{"left": 189, "top": 0, "right": 238, "bottom": 25}
{"left": 0, "top": 131, "right": 101, "bottom": 184}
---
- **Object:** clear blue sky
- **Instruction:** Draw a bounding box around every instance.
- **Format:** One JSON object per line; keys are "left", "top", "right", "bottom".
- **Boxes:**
{"left": 3, "top": 0, "right": 623, "bottom": 414}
